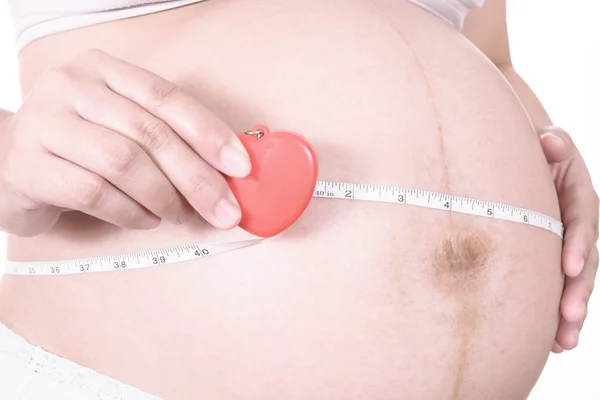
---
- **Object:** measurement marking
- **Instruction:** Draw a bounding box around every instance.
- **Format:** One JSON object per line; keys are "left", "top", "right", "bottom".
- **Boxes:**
{"left": 5, "top": 180, "right": 563, "bottom": 276}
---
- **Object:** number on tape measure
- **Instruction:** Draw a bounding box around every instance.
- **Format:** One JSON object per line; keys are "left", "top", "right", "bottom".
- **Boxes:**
{"left": 5, "top": 181, "right": 563, "bottom": 276}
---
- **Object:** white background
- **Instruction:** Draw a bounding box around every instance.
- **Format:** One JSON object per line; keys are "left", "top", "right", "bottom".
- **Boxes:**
{"left": 0, "top": 0, "right": 598, "bottom": 398}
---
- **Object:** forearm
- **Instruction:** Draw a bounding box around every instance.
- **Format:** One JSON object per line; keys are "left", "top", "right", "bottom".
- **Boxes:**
{"left": 497, "top": 63, "right": 553, "bottom": 132}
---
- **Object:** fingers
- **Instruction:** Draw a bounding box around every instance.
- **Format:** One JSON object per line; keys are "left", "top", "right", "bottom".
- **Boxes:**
{"left": 538, "top": 127, "right": 599, "bottom": 352}
{"left": 560, "top": 181, "right": 599, "bottom": 277}
{"left": 97, "top": 51, "right": 251, "bottom": 179}
{"left": 555, "top": 246, "right": 598, "bottom": 350}
{"left": 539, "top": 126, "right": 574, "bottom": 164}
{"left": 1, "top": 49, "right": 248, "bottom": 234}
{"left": 552, "top": 341, "right": 564, "bottom": 354}
{"left": 560, "top": 273, "right": 589, "bottom": 323}
{"left": 561, "top": 246, "right": 597, "bottom": 321}
{"left": 40, "top": 114, "right": 188, "bottom": 225}
{"left": 73, "top": 85, "right": 242, "bottom": 229}
{"left": 20, "top": 154, "right": 160, "bottom": 230}
{"left": 555, "top": 314, "right": 582, "bottom": 351}
{"left": 0, "top": 188, "right": 62, "bottom": 237}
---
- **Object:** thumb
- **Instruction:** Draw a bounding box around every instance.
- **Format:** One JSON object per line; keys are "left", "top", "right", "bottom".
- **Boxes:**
{"left": 538, "top": 125, "right": 575, "bottom": 164}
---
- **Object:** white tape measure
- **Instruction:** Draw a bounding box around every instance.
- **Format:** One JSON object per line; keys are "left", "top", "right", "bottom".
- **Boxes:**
{"left": 4, "top": 180, "right": 563, "bottom": 276}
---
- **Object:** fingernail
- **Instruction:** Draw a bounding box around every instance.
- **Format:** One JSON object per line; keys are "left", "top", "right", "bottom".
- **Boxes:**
{"left": 540, "top": 132, "right": 555, "bottom": 139}
{"left": 540, "top": 131, "right": 558, "bottom": 139}
{"left": 213, "top": 197, "right": 241, "bottom": 228}
{"left": 220, "top": 141, "right": 251, "bottom": 178}
{"left": 540, "top": 131, "right": 565, "bottom": 147}
{"left": 580, "top": 303, "right": 587, "bottom": 319}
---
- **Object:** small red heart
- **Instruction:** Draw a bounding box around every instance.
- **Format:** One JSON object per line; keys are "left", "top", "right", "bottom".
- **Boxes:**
{"left": 225, "top": 124, "right": 319, "bottom": 237}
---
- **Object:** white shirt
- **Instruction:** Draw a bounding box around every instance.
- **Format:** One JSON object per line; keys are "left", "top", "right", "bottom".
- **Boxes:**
{"left": 408, "top": 0, "right": 486, "bottom": 30}
{"left": 7, "top": 0, "right": 486, "bottom": 52}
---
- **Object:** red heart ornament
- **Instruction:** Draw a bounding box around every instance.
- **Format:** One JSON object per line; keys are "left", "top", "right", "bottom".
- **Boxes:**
{"left": 225, "top": 124, "right": 318, "bottom": 238}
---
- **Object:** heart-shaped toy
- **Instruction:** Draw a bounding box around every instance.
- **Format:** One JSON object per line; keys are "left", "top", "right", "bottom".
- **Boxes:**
{"left": 225, "top": 124, "right": 319, "bottom": 238}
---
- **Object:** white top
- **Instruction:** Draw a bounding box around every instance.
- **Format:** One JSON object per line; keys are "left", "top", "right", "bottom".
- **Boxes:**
{"left": 7, "top": 0, "right": 486, "bottom": 51}
{"left": 408, "top": 0, "right": 485, "bottom": 29}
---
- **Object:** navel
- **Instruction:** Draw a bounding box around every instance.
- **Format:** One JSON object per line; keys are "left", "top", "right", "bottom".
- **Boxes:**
{"left": 430, "top": 230, "right": 492, "bottom": 297}
{"left": 428, "top": 227, "right": 494, "bottom": 400}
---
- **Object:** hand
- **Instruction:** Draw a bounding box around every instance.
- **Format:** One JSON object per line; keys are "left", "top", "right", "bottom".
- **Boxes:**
{"left": 538, "top": 126, "right": 599, "bottom": 352}
{"left": 0, "top": 49, "right": 251, "bottom": 237}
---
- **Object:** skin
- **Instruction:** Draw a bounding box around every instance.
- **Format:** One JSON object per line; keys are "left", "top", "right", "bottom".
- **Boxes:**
{"left": 0, "top": 1, "right": 585, "bottom": 397}
{"left": 0, "top": 49, "right": 252, "bottom": 236}
{"left": 461, "top": 1, "right": 599, "bottom": 352}
{"left": 0, "top": 0, "right": 595, "bottom": 391}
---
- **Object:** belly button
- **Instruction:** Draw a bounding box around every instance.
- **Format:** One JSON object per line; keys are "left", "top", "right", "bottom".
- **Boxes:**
{"left": 429, "top": 228, "right": 493, "bottom": 298}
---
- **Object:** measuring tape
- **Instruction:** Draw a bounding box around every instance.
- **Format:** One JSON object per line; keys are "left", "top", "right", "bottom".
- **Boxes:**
{"left": 4, "top": 180, "right": 563, "bottom": 276}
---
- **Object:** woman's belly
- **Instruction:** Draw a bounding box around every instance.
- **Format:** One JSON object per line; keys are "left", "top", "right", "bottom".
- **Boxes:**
{"left": 0, "top": 0, "right": 563, "bottom": 399}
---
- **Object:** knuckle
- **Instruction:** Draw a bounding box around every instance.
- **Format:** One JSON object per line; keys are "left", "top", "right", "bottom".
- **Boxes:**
{"left": 45, "top": 66, "right": 79, "bottom": 88}
{"left": 154, "top": 188, "right": 180, "bottom": 216}
{"left": 44, "top": 49, "right": 110, "bottom": 90}
{"left": 82, "top": 48, "right": 109, "bottom": 59}
{"left": 105, "top": 143, "right": 140, "bottom": 174}
{"left": 204, "top": 126, "right": 230, "bottom": 150}
{"left": 71, "top": 48, "right": 109, "bottom": 67}
{"left": 11, "top": 111, "right": 36, "bottom": 137}
{"left": 119, "top": 203, "right": 145, "bottom": 228}
{"left": 73, "top": 177, "right": 106, "bottom": 208}
{"left": 138, "top": 118, "right": 172, "bottom": 152}
{"left": 2, "top": 152, "right": 31, "bottom": 188}
{"left": 1, "top": 170, "right": 19, "bottom": 191}
{"left": 186, "top": 168, "right": 218, "bottom": 198}
{"left": 1, "top": 154, "right": 20, "bottom": 184}
{"left": 148, "top": 82, "right": 180, "bottom": 109}
{"left": 12, "top": 192, "right": 41, "bottom": 213}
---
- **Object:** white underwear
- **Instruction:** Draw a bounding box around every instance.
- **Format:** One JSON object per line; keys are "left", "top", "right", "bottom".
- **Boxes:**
{"left": 0, "top": 322, "right": 162, "bottom": 400}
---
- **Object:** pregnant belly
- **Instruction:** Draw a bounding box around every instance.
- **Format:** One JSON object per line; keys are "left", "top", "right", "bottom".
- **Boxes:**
{"left": 0, "top": 1, "right": 563, "bottom": 399}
